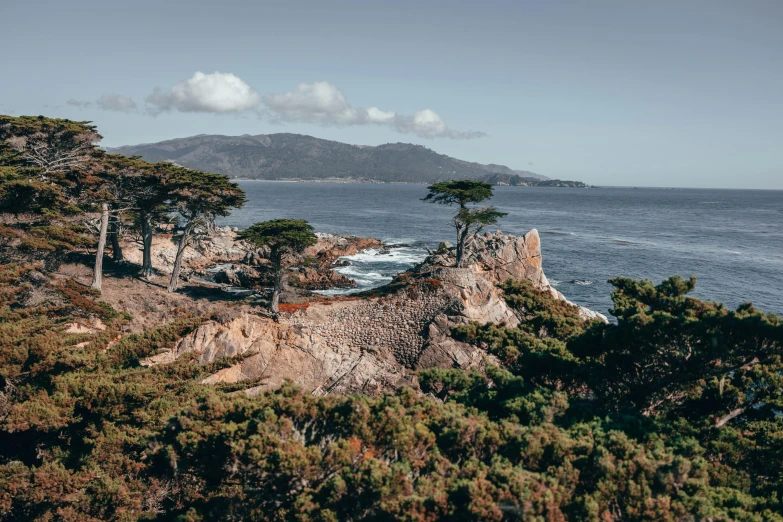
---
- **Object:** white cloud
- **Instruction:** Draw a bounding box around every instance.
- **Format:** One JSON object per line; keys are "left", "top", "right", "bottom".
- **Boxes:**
{"left": 394, "top": 109, "right": 486, "bottom": 140}
{"left": 146, "top": 71, "right": 261, "bottom": 114}
{"left": 263, "top": 81, "right": 369, "bottom": 125}
{"left": 97, "top": 93, "right": 137, "bottom": 113}
{"left": 366, "top": 106, "right": 396, "bottom": 123}
{"left": 263, "top": 81, "right": 484, "bottom": 140}
{"left": 79, "top": 73, "right": 483, "bottom": 139}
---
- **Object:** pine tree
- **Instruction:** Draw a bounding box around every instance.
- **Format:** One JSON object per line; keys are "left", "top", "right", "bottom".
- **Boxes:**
{"left": 238, "top": 219, "right": 317, "bottom": 313}
{"left": 422, "top": 180, "right": 506, "bottom": 266}
{"left": 166, "top": 167, "right": 245, "bottom": 292}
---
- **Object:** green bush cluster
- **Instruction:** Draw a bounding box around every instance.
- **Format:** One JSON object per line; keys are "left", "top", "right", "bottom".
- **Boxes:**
{"left": 1, "top": 265, "right": 781, "bottom": 520}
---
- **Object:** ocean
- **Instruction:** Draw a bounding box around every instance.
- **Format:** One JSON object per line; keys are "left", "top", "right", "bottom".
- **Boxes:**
{"left": 220, "top": 182, "right": 783, "bottom": 318}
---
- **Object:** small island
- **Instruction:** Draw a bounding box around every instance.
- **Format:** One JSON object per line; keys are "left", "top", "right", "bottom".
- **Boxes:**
{"left": 482, "top": 172, "right": 592, "bottom": 187}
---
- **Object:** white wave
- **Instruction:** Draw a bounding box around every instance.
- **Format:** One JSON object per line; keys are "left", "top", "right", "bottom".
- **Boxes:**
{"left": 338, "top": 247, "right": 428, "bottom": 265}
{"left": 571, "top": 280, "right": 594, "bottom": 286}
{"left": 318, "top": 244, "right": 429, "bottom": 295}
{"left": 334, "top": 268, "right": 391, "bottom": 283}
{"left": 383, "top": 237, "right": 417, "bottom": 245}
{"left": 549, "top": 279, "right": 562, "bottom": 286}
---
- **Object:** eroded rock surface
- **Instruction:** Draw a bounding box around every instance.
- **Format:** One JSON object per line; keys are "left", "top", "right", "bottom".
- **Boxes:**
{"left": 144, "top": 228, "right": 606, "bottom": 395}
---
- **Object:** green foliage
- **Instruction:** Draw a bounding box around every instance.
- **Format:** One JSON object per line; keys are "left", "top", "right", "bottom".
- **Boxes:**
{"left": 574, "top": 276, "right": 783, "bottom": 422}
{"left": 0, "top": 167, "right": 62, "bottom": 213}
{"left": 422, "top": 180, "right": 507, "bottom": 266}
{"left": 167, "top": 166, "right": 246, "bottom": 223}
{"left": 455, "top": 205, "right": 507, "bottom": 229}
{"left": 238, "top": 218, "right": 317, "bottom": 257}
{"left": 422, "top": 180, "right": 495, "bottom": 208}
{"left": 1, "top": 261, "right": 782, "bottom": 519}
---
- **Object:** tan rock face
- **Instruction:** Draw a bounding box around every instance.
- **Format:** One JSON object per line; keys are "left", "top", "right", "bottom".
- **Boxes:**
{"left": 146, "top": 228, "right": 605, "bottom": 394}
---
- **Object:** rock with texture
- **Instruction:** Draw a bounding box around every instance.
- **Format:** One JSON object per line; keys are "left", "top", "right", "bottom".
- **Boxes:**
{"left": 144, "top": 228, "right": 606, "bottom": 394}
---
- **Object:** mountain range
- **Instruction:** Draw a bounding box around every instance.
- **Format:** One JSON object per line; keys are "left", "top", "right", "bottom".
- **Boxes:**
{"left": 107, "top": 133, "right": 549, "bottom": 183}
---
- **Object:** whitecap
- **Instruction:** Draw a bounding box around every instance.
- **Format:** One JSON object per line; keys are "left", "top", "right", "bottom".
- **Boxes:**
{"left": 571, "top": 280, "right": 594, "bottom": 285}
{"left": 317, "top": 244, "right": 429, "bottom": 295}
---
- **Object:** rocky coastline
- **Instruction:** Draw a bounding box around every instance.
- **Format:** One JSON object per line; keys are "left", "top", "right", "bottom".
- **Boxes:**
{"left": 137, "top": 227, "right": 607, "bottom": 396}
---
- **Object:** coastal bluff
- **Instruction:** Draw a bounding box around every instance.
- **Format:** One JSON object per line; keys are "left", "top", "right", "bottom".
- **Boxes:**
{"left": 143, "top": 229, "right": 607, "bottom": 395}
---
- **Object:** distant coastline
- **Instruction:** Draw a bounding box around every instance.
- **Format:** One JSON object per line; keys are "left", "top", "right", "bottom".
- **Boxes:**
{"left": 229, "top": 177, "right": 594, "bottom": 188}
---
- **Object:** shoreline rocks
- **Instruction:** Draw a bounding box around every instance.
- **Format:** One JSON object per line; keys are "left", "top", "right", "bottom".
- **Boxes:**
{"left": 143, "top": 228, "right": 607, "bottom": 395}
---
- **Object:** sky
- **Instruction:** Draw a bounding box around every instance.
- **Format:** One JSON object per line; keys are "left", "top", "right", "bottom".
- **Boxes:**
{"left": 1, "top": 0, "right": 782, "bottom": 189}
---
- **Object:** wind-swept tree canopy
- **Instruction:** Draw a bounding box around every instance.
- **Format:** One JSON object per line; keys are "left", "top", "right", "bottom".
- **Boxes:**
{"left": 99, "top": 154, "right": 173, "bottom": 273}
{"left": 238, "top": 219, "right": 317, "bottom": 312}
{"left": 422, "top": 180, "right": 507, "bottom": 266}
{"left": 0, "top": 115, "right": 107, "bottom": 270}
{"left": 571, "top": 276, "right": 783, "bottom": 423}
{"left": 0, "top": 115, "right": 101, "bottom": 177}
{"left": 422, "top": 179, "right": 494, "bottom": 208}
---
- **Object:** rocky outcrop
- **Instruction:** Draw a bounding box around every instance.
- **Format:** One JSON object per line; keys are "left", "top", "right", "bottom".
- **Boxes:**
{"left": 143, "top": 228, "right": 604, "bottom": 395}
{"left": 289, "top": 266, "right": 357, "bottom": 290}
{"left": 428, "top": 230, "right": 607, "bottom": 322}
{"left": 291, "top": 233, "right": 382, "bottom": 290}
{"left": 213, "top": 265, "right": 259, "bottom": 287}
{"left": 304, "top": 233, "right": 383, "bottom": 264}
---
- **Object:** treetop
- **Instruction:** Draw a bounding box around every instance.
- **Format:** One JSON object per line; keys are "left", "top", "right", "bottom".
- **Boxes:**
{"left": 422, "top": 179, "right": 495, "bottom": 207}
{"left": 238, "top": 218, "right": 317, "bottom": 254}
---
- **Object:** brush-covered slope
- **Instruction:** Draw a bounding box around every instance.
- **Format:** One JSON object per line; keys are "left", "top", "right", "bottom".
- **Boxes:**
{"left": 108, "top": 133, "right": 549, "bottom": 182}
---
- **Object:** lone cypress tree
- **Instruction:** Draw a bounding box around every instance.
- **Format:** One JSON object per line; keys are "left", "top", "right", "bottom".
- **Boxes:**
{"left": 422, "top": 180, "right": 507, "bottom": 266}
{"left": 238, "top": 219, "right": 317, "bottom": 313}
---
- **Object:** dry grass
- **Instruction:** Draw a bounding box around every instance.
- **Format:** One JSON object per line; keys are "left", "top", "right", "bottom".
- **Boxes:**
{"left": 55, "top": 263, "right": 251, "bottom": 333}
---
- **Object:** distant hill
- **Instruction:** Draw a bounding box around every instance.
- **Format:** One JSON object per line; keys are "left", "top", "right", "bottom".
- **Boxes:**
{"left": 107, "top": 133, "right": 551, "bottom": 183}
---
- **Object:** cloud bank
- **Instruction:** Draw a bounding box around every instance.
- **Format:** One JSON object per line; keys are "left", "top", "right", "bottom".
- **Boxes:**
{"left": 145, "top": 72, "right": 262, "bottom": 115}
{"left": 264, "top": 81, "right": 484, "bottom": 139}
{"left": 65, "top": 72, "right": 484, "bottom": 139}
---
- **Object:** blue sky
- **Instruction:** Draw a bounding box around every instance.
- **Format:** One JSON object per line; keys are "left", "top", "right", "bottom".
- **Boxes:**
{"left": 1, "top": 0, "right": 781, "bottom": 188}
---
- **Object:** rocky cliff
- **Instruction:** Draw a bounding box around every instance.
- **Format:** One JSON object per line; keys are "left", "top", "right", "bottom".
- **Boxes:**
{"left": 142, "top": 229, "right": 606, "bottom": 396}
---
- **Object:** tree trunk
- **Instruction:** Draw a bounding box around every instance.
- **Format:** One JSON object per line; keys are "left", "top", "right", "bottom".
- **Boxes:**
{"left": 167, "top": 223, "right": 193, "bottom": 293}
{"left": 110, "top": 215, "right": 123, "bottom": 262}
{"left": 715, "top": 407, "right": 746, "bottom": 428}
{"left": 91, "top": 203, "right": 109, "bottom": 291}
{"left": 140, "top": 213, "right": 154, "bottom": 279}
{"left": 270, "top": 255, "right": 282, "bottom": 313}
{"left": 456, "top": 224, "right": 471, "bottom": 268}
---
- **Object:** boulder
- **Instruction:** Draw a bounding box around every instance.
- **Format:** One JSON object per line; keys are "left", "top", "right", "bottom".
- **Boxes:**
{"left": 213, "top": 266, "right": 257, "bottom": 287}
{"left": 291, "top": 266, "right": 357, "bottom": 290}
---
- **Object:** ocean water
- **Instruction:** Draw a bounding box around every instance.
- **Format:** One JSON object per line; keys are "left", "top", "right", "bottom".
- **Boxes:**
{"left": 220, "top": 182, "right": 783, "bottom": 317}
